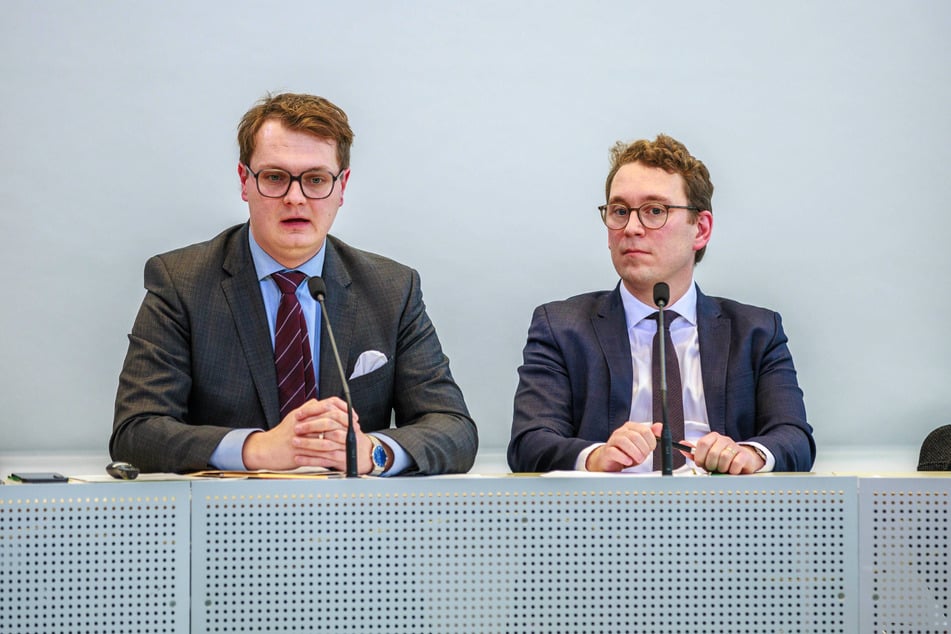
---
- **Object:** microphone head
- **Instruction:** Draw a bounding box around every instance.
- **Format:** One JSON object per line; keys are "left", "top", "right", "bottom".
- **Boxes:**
{"left": 653, "top": 282, "right": 670, "bottom": 308}
{"left": 307, "top": 276, "right": 327, "bottom": 301}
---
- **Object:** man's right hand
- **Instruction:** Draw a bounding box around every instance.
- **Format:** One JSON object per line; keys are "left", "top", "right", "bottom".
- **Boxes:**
{"left": 242, "top": 397, "right": 355, "bottom": 471}
{"left": 585, "top": 422, "right": 663, "bottom": 472}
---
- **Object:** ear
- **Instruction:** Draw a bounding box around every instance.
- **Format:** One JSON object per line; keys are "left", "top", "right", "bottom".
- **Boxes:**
{"left": 693, "top": 210, "right": 713, "bottom": 252}
{"left": 336, "top": 168, "right": 351, "bottom": 206}
{"left": 238, "top": 163, "right": 250, "bottom": 202}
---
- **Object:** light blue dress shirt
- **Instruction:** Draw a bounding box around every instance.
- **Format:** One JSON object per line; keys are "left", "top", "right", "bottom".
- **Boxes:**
{"left": 209, "top": 232, "right": 323, "bottom": 470}
{"left": 209, "top": 231, "right": 408, "bottom": 475}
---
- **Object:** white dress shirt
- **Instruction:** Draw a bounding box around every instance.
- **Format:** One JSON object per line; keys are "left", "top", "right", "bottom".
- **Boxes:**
{"left": 576, "top": 281, "right": 773, "bottom": 473}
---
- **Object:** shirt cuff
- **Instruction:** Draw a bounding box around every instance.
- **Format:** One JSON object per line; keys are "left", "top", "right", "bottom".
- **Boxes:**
{"left": 739, "top": 441, "right": 775, "bottom": 472}
{"left": 575, "top": 443, "right": 605, "bottom": 471}
{"left": 209, "top": 428, "right": 263, "bottom": 471}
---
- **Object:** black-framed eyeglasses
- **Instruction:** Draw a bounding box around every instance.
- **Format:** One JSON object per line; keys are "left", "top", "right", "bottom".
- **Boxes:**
{"left": 598, "top": 201, "right": 699, "bottom": 230}
{"left": 244, "top": 164, "right": 344, "bottom": 200}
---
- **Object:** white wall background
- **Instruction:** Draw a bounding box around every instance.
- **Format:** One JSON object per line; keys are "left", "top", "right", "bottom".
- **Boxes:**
{"left": 1, "top": 1, "right": 948, "bottom": 469}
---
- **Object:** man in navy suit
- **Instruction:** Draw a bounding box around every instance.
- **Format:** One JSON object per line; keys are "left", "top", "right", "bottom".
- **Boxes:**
{"left": 508, "top": 134, "right": 813, "bottom": 474}
{"left": 112, "top": 93, "right": 477, "bottom": 475}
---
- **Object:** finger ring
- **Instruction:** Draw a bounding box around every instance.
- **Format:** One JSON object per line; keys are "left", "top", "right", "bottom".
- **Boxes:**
{"left": 726, "top": 446, "right": 736, "bottom": 455}
{"left": 318, "top": 433, "right": 325, "bottom": 440}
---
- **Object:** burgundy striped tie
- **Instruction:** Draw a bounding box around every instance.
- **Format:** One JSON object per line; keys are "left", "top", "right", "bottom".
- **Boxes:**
{"left": 272, "top": 271, "right": 317, "bottom": 419}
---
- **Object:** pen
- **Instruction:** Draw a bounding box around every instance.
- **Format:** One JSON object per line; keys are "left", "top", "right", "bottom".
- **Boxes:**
{"left": 656, "top": 437, "right": 695, "bottom": 454}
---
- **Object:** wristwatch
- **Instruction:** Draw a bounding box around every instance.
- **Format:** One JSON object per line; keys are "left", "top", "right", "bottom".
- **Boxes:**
{"left": 368, "top": 435, "right": 387, "bottom": 476}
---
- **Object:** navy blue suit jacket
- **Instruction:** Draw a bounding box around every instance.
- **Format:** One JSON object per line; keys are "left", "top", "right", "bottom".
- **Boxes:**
{"left": 508, "top": 284, "right": 814, "bottom": 472}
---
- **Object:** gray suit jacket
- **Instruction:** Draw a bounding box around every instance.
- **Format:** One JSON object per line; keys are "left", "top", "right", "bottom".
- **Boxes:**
{"left": 111, "top": 223, "right": 477, "bottom": 474}
{"left": 508, "top": 284, "right": 814, "bottom": 473}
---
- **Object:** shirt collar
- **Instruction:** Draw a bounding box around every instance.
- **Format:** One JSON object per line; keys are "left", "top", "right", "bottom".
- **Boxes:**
{"left": 248, "top": 230, "right": 327, "bottom": 281}
{"left": 620, "top": 279, "right": 698, "bottom": 330}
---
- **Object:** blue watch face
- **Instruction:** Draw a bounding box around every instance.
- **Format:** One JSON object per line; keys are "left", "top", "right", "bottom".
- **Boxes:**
{"left": 373, "top": 444, "right": 387, "bottom": 468}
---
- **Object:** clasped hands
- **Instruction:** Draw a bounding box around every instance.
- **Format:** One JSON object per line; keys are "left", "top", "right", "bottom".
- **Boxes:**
{"left": 242, "top": 397, "right": 377, "bottom": 474}
{"left": 585, "top": 421, "right": 765, "bottom": 474}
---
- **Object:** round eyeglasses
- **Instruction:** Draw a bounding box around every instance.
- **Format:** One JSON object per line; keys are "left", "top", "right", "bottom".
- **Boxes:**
{"left": 244, "top": 164, "right": 344, "bottom": 200}
{"left": 598, "top": 201, "right": 699, "bottom": 230}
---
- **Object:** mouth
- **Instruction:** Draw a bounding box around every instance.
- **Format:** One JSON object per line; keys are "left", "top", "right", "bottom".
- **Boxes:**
{"left": 280, "top": 217, "right": 311, "bottom": 228}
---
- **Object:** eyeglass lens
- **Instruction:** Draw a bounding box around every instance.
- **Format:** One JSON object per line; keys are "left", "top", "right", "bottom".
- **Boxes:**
{"left": 603, "top": 203, "right": 668, "bottom": 229}
{"left": 254, "top": 168, "right": 337, "bottom": 199}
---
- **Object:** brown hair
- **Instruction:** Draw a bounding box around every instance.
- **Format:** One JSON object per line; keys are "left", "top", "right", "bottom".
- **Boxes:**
{"left": 605, "top": 134, "right": 714, "bottom": 263}
{"left": 237, "top": 93, "right": 354, "bottom": 170}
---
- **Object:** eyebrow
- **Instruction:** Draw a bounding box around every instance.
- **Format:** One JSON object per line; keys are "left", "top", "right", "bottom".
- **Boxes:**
{"left": 255, "top": 164, "right": 336, "bottom": 173}
{"left": 607, "top": 196, "right": 674, "bottom": 206}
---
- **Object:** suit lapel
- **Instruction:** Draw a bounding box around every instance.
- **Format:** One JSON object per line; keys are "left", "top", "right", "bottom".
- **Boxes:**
{"left": 592, "top": 286, "right": 634, "bottom": 430}
{"left": 317, "top": 237, "right": 355, "bottom": 399}
{"left": 697, "top": 287, "right": 729, "bottom": 435}
{"left": 220, "top": 224, "right": 282, "bottom": 428}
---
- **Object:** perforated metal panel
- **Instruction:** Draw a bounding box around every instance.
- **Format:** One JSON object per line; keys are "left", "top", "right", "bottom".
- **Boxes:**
{"left": 192, "top": 476, "right": 857, "bottom": 633}
{"left": 7, "top": 475, "right": 945, "bottom": 631}
{"left": 0, "top": 482, "right": 190, "bottom": 634}
{"left": 859, "top": 476, "right": 950, "bottom": 632}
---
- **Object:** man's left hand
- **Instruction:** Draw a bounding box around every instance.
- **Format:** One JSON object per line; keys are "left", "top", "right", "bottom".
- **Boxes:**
{"left": 691, "top": 432, "right": 764, "bottom": 474}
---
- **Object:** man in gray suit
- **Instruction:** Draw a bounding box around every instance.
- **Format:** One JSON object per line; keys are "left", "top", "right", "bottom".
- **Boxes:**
{"left": 112, "top": 93, "right": 477, "bottom": 475}
{"left": 508, "top": 134, "right": 813, "bottom": 474}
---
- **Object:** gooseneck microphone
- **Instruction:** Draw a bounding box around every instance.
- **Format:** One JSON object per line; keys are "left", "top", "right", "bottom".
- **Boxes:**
{"left": 653, "top": 282, "right": 674, "bottom": 476}
{"left": 307, "top": 276, "right": 358, "bottom": 478}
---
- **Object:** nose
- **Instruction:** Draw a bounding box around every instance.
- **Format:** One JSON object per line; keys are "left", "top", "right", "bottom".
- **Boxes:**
{"left": 623, "top": 213, "right": 646, "bottom": 236}
{"left": 283, "top": 178, "right": 307, "bottom": 204}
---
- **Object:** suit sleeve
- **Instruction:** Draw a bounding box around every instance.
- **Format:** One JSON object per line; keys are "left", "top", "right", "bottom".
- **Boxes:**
{"left": 110, "top": 255, "right": 233, "bottom": 473}
{"left": 379, "top": 269, "right": 478, "bottom": 475}
{"left": 745, "top": 313, "right": 815, "bottom": 472}
{"left": 508, "top": 305, "right": 593, "bottom": 472}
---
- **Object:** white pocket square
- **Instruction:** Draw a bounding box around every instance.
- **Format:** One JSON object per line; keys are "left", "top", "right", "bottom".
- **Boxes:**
{"left": 350, "top": 350, "right": 388, "bottom": 380}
